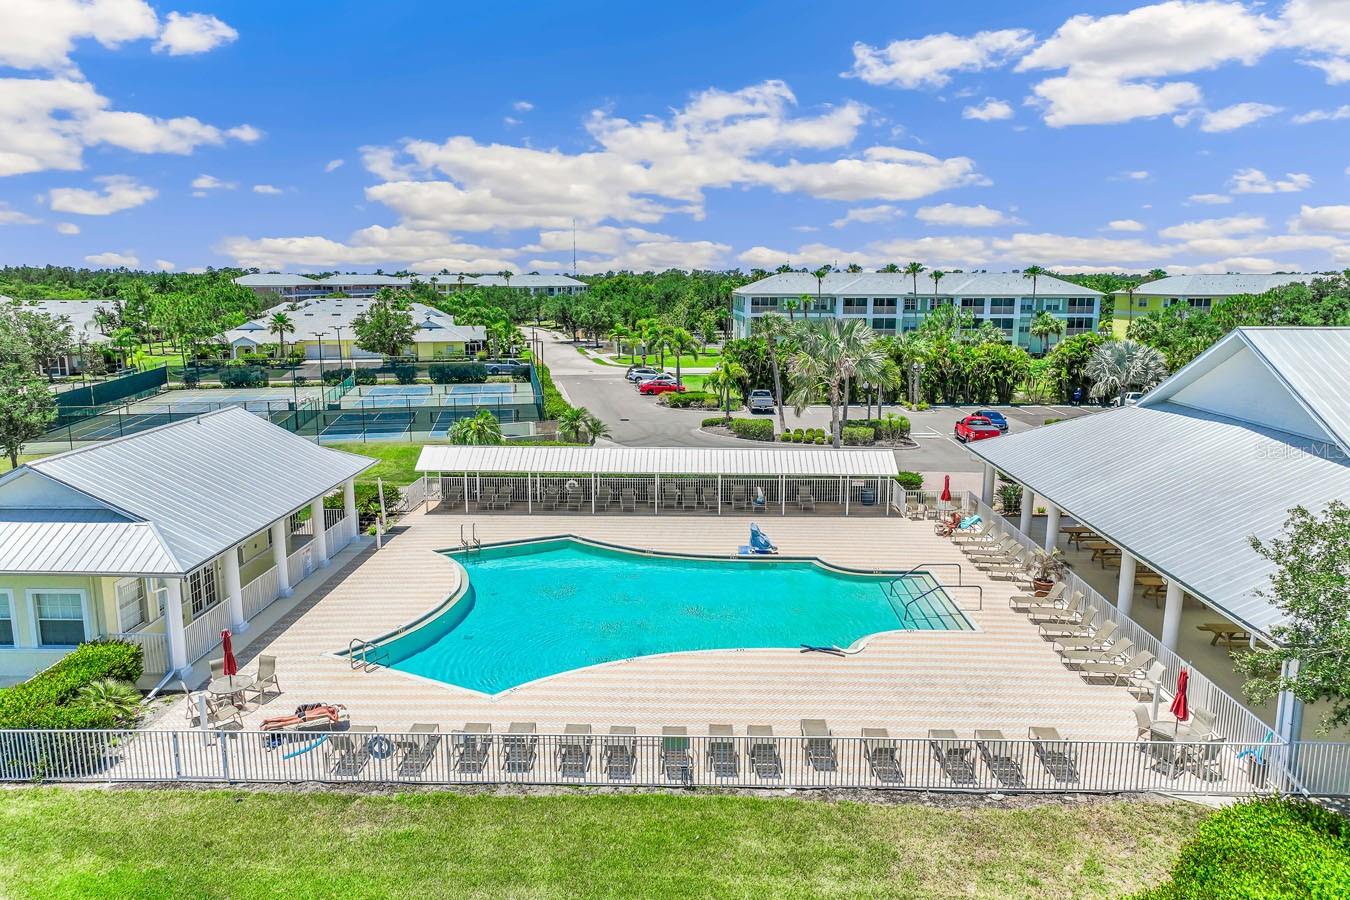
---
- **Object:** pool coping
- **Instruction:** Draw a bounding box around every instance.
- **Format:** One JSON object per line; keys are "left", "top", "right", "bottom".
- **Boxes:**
{"left": 329, "top": 533, "right": 979, "bottom": 699}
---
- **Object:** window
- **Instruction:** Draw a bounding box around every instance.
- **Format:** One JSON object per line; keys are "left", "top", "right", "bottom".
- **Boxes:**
{"left": 903, "top": 297, "right": 919, "bottom": 312}
{"left": 1041, "top": 299, "right": 1065, "bottom": 313}
{"left": 1065, "top": 316, "right": 1095, "bottom": 333}
{"left": 0, "top": 591, "right": 12, "bottom": 646}
{"left": 843, "top": 298, "right": 867, "bottom": 314}
{"left": 960, "top": 297, "right": 983, "bottom": 310}
{"left": 116, "top": 578, "right": 148, "bottom": 632}
{"left": 991, "top": 317, "right": 1015, "bottom": 332}
{"left": 750, "top": 296, "right": 779, "bottom": 312}
{"left": 1068, "top": 297, "right": 1095, "bottom": 312}
{"left": 871, "top": 317, "right": 896, "bottom": 333}
{"left": 1187, "top": 297, "right": 1212, "bottom": 310}
{"left": 187, "top": 563, "right": 220, "bottom": 619}
{"left": 873, "top": 298, "right": 897, "bottom": 313}
{"left": 32, "top": 591, "right": 85, "bottom": 647}
{"left": 989, "top": 298, "right": 1014, "bottom": 315}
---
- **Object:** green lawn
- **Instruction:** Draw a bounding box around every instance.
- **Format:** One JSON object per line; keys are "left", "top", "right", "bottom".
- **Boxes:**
{"left": 326, "top": 442, "right": 427, "bottom": 485}
{"left": 0, "top": 789, "right": 1203, "bottom": 898}
{"left": 1, "top": 453, "right": 46, "bottom": 473}
{"left": 609, "top": 349, "right": 724, "bottom": 369}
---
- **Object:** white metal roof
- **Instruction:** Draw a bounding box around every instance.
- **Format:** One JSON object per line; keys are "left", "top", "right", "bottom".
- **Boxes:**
{"left": 19, "top": 299, "right": 110, "bottom": 345}
{"left": 6, "top": 408, "right": 374, "bottom": 575}
{"left": 234, "top": 273, "right": 320, "bottom": 287}
{"left": 0, "top": 511, "right": 179, "bottom": 576}
{"left": 1131, "top": 273, "right": 1321, "bottom": 297}
{"left": 734, "top": 272, "right": 1101, "bottom": 297}
{"left": 417, "top": 445, "right": 899, "bottom": 477}
{"left": 473, "top": 274, "right": 588, "bottom": 288}
{"left": 222, "top": 297, "right": 485, "bottom": 344}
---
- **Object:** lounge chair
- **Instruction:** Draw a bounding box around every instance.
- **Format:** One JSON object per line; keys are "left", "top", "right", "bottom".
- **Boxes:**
{"left": 706, "top": 724, "right": 738, "bottom": 777}
{"left": 1028, "top": 592, "right": 1087, "bottom": 625}
{"left": 491, "top": 487, "right": 512, "bottom": 511}
{"left": 963, "top": 536, "right": 1017, "bottom": 559}
{"left": 558, "top": 724, "right": 592, "bottom": 777}
{"left": 1053, "top": 621, "right": 1119, "bottom": 653}
{"left": 1079, "top": 649, "right": 1152, "bottom": 683}
{"left": 1037, "top": 607, "right": 1099, "bottom": 639}
{"left": 681, "top": 489, "right": 699, "bottom": 512}
{"left": 1061, "top": 638, "right": 1134, "bottom": 668}
{"left": 397, "top": 723, "right": 441, "bottom": 777}
{"left": 975, "top": 730, "right": 1026, "bottom": 788}
{"left": 620, "top": 489, "right": 637, "bottom": 512}
{"left": 729, "top": 486, "right": 749, "bottom": 511}
{"left": 1011, "top": 581, "right": 1066, "bottom": 612}
{"left": 595, "top": 486, "right": 615, "bottom": 510}
{"left": 1127, "top": 660, "right": 1167, "bottom": 699}
{"left": 801, "top": 719, "right": 836, "bottom": 771}
{"left": 928, "top": 729, "right": 978, "bottom": 786}
{"left": 603, "top": 726, "right": 637, "bottom": 779}
{"left": 661, "top": 484, "right": 680, "bottom": 509}
{"left": 1029, "top": 727, "right": 1079, "bottom": 783}
{"left": 982, "top": 549, "right": 1032, "bottom": 581}
{"left": 329, "top": 724, "right": 378, "bottom": 776}
{"left": 564, "top": 488, "right": 585, "bottom": 512}
{"left": 539, "top": 487, "right": 560, "bottom": 510}
{"left": 504, "top": 722, "right": 538, "bottom": 773}
{"left": 475, "top": 489, "right": 493, "bottom": 511}
{"left": 661, "top": 726, "right": 692, "bottom": 782}
{"left": 795, "top": 488, "right": 816, "bottom": 512}
{"left": 905, "top": 498, "right": 926, "bottom": 520}
{"left": 245, "top": 655, "right": 280, "bottom": 703}
{"left": 747, "top": 725, "right": 781, "bottom": 778}
{"left": 862, "top": 727, "right": 904, "bottom": 784}
{"left": 953, "top": 521, "right": 999, "bottom": 544}
{"left": 455, "top": 722, "right": 493, "bottom": 773}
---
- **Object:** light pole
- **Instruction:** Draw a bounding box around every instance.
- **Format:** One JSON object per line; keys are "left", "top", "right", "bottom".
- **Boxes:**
{"left": 331, "top": 326, "right": 345, "bottom": 377}
{"left": 862, "top": 381, "right": 873, "bottom": 419}
{"left": 909, "top": 362, "right": 922, "bottom": 407}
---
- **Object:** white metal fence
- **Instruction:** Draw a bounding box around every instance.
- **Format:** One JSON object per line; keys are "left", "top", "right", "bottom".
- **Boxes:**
{"left": 241, "top": 566, "right": 280, "bottom": 622}
{"left": 182, "top": 600, "right": 232, "bottom": 664}
{"left": 108, "top": 630, "right": 168, "bottom": 676}
{"left": 0, "top": 728, "right": 1332, "bottom": 796}
{"left": 325, "top": 513, "right": 357, "bottom": 554}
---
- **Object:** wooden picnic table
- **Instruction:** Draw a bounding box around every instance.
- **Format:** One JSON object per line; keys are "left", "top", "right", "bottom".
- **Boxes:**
{"left": 1059, "top": 525, "right": 1097, "bottom": 547}
{"left": 1197, "top": 622, "right": 1252, "bottom": 647}
{"left": 1078, "top": 539, "right": 1121, "bottom": 565}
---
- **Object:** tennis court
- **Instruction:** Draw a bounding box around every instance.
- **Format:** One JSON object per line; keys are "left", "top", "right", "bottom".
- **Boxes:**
{"left": 314, "top": 407, "right": 521, "bottom": 442}
{"left": 124, "top": 387, "right": 324, "bottom": 413}
{"left": 341, "top": 383, "right": 532, "bottom": 409}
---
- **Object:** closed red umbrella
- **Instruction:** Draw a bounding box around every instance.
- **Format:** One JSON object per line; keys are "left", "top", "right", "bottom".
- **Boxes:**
{"left": 1170, "top": 667, "right": 1190, "bottom": 724}
{"left": 220, "top": 629, "right": 239, "bottom": 677}
{"left": 940, "top": 474, "right": 952, "bottom": 503}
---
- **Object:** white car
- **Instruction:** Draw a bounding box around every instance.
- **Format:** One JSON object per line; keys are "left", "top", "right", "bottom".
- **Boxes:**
{"left": 747, "top": 389, "right": 775, "bottom": 413}
{"left": 1111, "top": 392, "right": 1144, "bottom": 407}
{"left": 625, "top": 367, "right": 660, "bottom": 383}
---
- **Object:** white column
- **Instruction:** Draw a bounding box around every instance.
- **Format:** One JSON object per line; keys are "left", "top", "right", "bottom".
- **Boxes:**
{"left": 343, "top": 478, "right": 357, "bottom": 524}
{"left": 164, "top": 578, "right": 189, "bottom": 676}
{"left": 980, "top": 463, "right": 995, "bottom": 506}
{"left": 223, "top": 546, "right": 246, "bottom": 633}
{"left": 1116, "top": 551, "right": 1137, "bottom": 618}
{"left": 271, "top": 518, "right": 292, "bottom": 597}
{"left": 311, "top": 496, "right": 330, "bottom": 568}
{"left": 1043, "top": 504, "right": 1061, "bottom": 552}
{"left": 1275, "top": 659, "right": 1304, "bottom": 744}
{"left": 1161, "top": 580, "right": 1184, "bottom": 650}
{"left": 1019, "top": 486, "right": 1033, "bottom": 534}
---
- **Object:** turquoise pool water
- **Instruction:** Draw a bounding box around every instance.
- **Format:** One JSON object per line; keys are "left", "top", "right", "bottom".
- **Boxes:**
{"left": 379, "top": 538, "right": 971, "bottom": 694}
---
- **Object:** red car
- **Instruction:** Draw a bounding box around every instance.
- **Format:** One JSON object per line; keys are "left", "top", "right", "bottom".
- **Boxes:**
{"left": 955, "top": 415, "right": 1002, "bottom": 443}
{"left": 639, "top": 378, "right": 687, "bottom": 395}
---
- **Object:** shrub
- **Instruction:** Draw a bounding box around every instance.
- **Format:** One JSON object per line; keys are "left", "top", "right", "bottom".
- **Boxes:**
{"left": 815, "top": 435, "right": 826, "bottom": 444}
{"left": 182, "top": 372, "right": 200, "bottom": 388}
{"left": 701, "top": 415, "right": 728, "bottom": 427}
{"left": 997, "top": 482, "right": 1022, "bottom": 514}
{"left": 728, "top": 418, "right": 775, "bottom": 442}
{"left": 0, "top": 641, "right": 143, "bottom": 729}
{"left": 533, "top": 360, "right": 573, "bottom": 420}
{"left": 915, "top": 401, "right": 930, "bottom": 411}
{"left": 324, "top": 482, "right": 402, "bottom": 525}
{"left": 894, "top": 471, "right": 923, "bottom": 491}
{"left": 220, "top": 367, "right": 266, "bottom": 388}
{"left": 779, "top": 432, "right": 792, "bottom": 442}
{"left": 1043, "top": 417, "right": 1062, "bottom": 425}
{"left": 321, "top": 367, "right": 354, "bottom": 386}
{"left": 793, "top": 427, "right": 804, "bottom": 440}
{"left": 292, "top": 375, "right": 308, "bottom": 387}
{"left": 393, "top": 365, "right": 418, "bottom": 385}
{"left": 663, "top": 391, "right": 717, "bottom": 408}
{"left": 1139, "top": 798, "right": 1350, "bottom": 899}
{"left": 841, "top": 425, "right": 876, "bottom": 446}
{"left": 876, "top": 414, "right": 911, "bottom": 440}
{"left": 353, "top": 369, "right": 378, "bottom": 386}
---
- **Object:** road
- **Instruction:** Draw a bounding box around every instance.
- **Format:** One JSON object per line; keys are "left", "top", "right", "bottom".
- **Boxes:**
{"left": 535, "top": 330, "right": 1100, "bottom": 481}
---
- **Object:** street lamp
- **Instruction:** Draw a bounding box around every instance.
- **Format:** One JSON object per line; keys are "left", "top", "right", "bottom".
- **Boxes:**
{"left": 331, "top": 326, "right": 345, "bottom": 376}
{"left": 862, "top": 381, "right": 873, "bottom": 419}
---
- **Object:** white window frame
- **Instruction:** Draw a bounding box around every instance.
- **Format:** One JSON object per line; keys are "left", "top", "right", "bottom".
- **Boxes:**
{"left": 0, "top": 589, "right": 14, "bottom": 647}
{"left": 26, "top": 588, "right": 92, "bottom": 648}
{"left": 115, "top": 577, "right": 149, "bottom": 632}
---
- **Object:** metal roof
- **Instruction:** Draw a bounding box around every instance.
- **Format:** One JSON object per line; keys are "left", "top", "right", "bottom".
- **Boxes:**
{"left": 234, "top": 273, "right": 319, "bottom": 287}
{"left": 734, "top": 272, "right": 1101, "bottom": 297}
{"left": 18, "top": 299, "right": 110, "bottom": 344}
{"left": 18, "top": 408, "right": 373, "bottom": 574}
{"left": 1241, "top": 328, "right": 1350, "bottom": 453}
{"left": 473, "top": 274, "right": 588, "bottom": 288}
{"left": 417, "top": 445, "right": 899, "bottom": 477}
{"left": 0, "top": 511, "right": 178, "bottom": 576}
{"left": 1131, "top": 273, "right": 1321, "bottom": 297}
{"left": 222, "top": 297, "right": 485, "bottom": 344}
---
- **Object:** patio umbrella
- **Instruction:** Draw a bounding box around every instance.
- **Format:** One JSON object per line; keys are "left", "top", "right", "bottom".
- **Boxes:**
{"left": 1169, "top": 667, "right": 1190, "bottom": 726}
{"left": 938, "top": 474, "right": 952, "bottom": 514}
{"left": 220, "top": 629, "right": 239, "bottom": 677}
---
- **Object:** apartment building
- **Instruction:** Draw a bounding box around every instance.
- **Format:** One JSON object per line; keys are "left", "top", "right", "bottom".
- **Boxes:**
{"left": 1112, "top": 273, "right": 1323, "bottom": 335}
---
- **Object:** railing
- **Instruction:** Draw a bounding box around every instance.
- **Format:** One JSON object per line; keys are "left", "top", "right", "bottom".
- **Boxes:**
{"left": 0, "top": 728, "right": 1331, "bottom": 796}
{"left": 286, "top": 543, "right": 313, "bottom": 588}
{"left": 961, "top": 490, "right": 1273, "bottom": 748}
{"left": 325, "top": 513, "right": 358, "bottom": 555}
{"left": 240, "top": 566, "right": 280, "bottom": 622}
{"left": 109, "top": 630, "right": 169, "bottom": 676}
{"left": 323, "top": 507, "right": 346, "bottom": 530}
{"left": 393, "top": 475, "right": 431, "bottom": 514}
{"left": 182, "top": 602, "right": 232, "bottom": 664}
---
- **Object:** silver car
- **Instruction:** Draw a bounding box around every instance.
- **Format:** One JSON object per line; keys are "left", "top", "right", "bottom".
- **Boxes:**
{"left": 747, "top": 389, "right": 775, "bottom": 413}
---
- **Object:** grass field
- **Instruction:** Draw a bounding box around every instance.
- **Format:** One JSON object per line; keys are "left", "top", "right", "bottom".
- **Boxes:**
{"left": 0, "top": 790, "right": 1203, "bottom": 898}
{"left": 1, "top": 453, "right": 45, "bottom": 473}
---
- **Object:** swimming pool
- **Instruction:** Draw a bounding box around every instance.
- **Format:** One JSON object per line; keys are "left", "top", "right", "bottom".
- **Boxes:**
{"left": 375, "top": 538, "right": 972, "bottom": 694}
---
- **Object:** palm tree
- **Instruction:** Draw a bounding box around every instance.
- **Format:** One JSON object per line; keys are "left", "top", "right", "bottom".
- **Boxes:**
{"left": 1087, "top": 340, "right": 1168, "bottom": 406}
{"left": 903, "top": 261, "right": 926, "bottom": 331}
{"left": 812, "top": 265, "right": 833, "bottom": 318}
{"left": 582, "top": 409, "right": 610, "bottom": 444}
{"left": 788, "top": 319, "right": 885, "bottom": 448}
{"left": 784, "top": 295, "right": 803, "bottom": 322}
{"left": 757, "top": 313, "right": 791, "bottom": 433}
{"left": 449, "top": 409, "right": 504, "bottom": 445}
{"left": 709, "top": 360, "right": 746, "bottom": 423}
{"left": 929, "top": 269, "right": 945, "bottom": 315}
{"left": 499, "top": 270, "right": 514, "bottom": 291}
{"left": 880, "top": 263, "right": 901, "bottom": 273}
{"left": 845, "top": 262, "right": 863, "bottom": 273}
{"left": 610, "top": 323, "right": 631, "bottom": 359}
{"left": 667, "top": 326, "right": 696, "bottom": 386}
{"left": 1146, "top": 268, "right": 1167, "bottom": 282}
{"left": 1022, "top": 264, "right": 1047, "bottom": 311}
{"left": 268, "top": 312, "right": 295, "bottom": 359}
{"left": 1029, "top": 310, "right": 1066, "bottom": 353}
{"left": 110, "top": 326, "right": 139, "bottom": 368}
{"left": 557, "top": 406, "right": 595, "bottom": 443}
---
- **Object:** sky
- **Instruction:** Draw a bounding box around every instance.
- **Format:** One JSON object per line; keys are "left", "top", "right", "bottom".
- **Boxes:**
{"left": 1, "top": 0, "right": 1349, "bottom": 276}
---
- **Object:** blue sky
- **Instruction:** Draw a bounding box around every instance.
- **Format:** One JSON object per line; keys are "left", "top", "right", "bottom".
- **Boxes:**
{"left": 1, "top": 0, "right": 1349, "bottom": 274}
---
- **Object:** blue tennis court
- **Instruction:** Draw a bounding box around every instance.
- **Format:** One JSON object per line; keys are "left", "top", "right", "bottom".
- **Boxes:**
{"left": 63, "top": 412, "right": 177, "bottom": 440}
{"left": 317, "top": 412, "right": 414, "bottom": 441}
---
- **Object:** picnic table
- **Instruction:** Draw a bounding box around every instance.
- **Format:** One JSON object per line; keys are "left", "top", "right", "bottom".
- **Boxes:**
{"left": 1197, "top": 622, "right": 1252, "bottom": 647}
{"left": 1078, "top": 539, "right": 1121, "bottom": 565}
{"left": 1059, "top": 525, "right": 1097, "bottom": 547}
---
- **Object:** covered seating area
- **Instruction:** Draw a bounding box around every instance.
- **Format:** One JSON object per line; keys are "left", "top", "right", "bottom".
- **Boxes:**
{"left": 414, "top": 446, "right": 901, "bottom": 517}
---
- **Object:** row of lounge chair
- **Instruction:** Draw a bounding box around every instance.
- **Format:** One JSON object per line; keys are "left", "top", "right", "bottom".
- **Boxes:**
{"left": 1015, "top": 583, "right": 1164, "bottom": 693}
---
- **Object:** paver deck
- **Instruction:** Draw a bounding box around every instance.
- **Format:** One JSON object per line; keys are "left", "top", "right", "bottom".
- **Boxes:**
{"left": 159, "top": 508, "right": 1142, "bottom": 741}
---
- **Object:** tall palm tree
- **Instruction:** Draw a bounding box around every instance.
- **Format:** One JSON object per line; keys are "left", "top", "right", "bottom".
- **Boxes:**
{"left": 1022, "top": 264, "right": 1047, "bottom": 312}
{"left": 812, "top": 265, "right": 833, "bottom": 318}
{"left": 929, "top": 269, "right": 945, "bottom": 317}
{"left": 582, "top": 410, "right": 610, "bottom": 444}
{"left": 1087, "top": 340, "right": 1168, "bottom": 406}
{"left": 1029, "top": 310, "right": 1066, "bottom": 353}
{"left": 788, "top": 319, "right": 885, "bottom": 448}
{"left": 785, "top": 295, "right": 804, "bottom": 322}
{"left": 667, "top": 326, "right": 696, "bottom": 386}
{"left": 1146, "top": 268, "right": 1167, "bottom": 281}
{"left": 268, "top": 312, "right": 295, "bottom": 358}
{"left": 836, "top": 319, "right": 887, "bottom": 431}
{"left": 499, "top": 270, "right": 513, "bottom": 292}
{"left": 903, "top": 261, "right": 926, "bottom": 332}
{"left": 709, "top": 360, "right": 746, "bottom": 423}
{"left": 757, "top": 313, "right": 792, "bottom": 433}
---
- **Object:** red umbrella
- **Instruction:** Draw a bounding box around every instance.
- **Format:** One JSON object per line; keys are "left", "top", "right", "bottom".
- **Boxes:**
{"left": 220, "top": 629, "right": 239, "bottom": 677}
{"left": 940, "top": 475, "right": 951, "bottom": 503}
{"left": 1169, "top": 667, "right": 1190, "bottom": 723}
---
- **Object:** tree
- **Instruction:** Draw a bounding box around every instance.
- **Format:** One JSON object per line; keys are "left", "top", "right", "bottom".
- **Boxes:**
{"left": 812, "top": 265, "right": 833, "bottom": 317}
{"left": 845, "top": 262, "right": 863, "bottom": 273}
{"left": 352, "top": 289, "right": 416, "bottom": 358}
{"left": 784, "top": 296, "right": 803, "bottom": 322}
{"left": 1029, "top": 310, "right": 1066, "bottom": 353}
{"left": 879, "top": 263, "right": 901, "bottom": 273}
{"left": 929, "top": 269, "right": 945, "bottom": 315}
{"left": 110, "top": 326, "right": 139, "bottom": 367}
{"left": 1085, "top": 339, "right": 1168, "bottom": 405}
{"left": 903, "top": 261, "right": 926, "bottom": 331}
{"left": 788, "top": 319, "right": 885, "bottom": 448}
{"left": 268, "top": 312, "right": 295, "bottom": 358}
{"left": 1234, "top": 502, "right": 1350, "bottom": 732}
{"left": 667, "top": 326, "right": 696, "bottom": 386}
{"left": 1022, "top": 264, "right": 1047, "bottom": 309}
{"left": 556, "top": 406, "right": 609, "bottom": 444}
{"left": 756, "top": 313, "right": 792, "bottom": 433}
{"left": 0, "top": 363, "right": 56, "bottom": 467}
{"left": 448, "top": 409, "right": 504, "bottom": 445}
{"left": 708, "top": 359, "right": 746, "bottom": 423}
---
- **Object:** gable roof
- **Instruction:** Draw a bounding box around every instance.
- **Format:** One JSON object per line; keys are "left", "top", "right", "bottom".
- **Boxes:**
{"left": 417, "top": 445, "right": 898, "bottom": 477}
{"left": 222, "top": 296, "right": 485, "bottom": 344}
{"left": 733, "top": 272, "right": 1102, "bottom": 297}
{"left": 1131, "top": 274, "right": 1320, "bottom": 297}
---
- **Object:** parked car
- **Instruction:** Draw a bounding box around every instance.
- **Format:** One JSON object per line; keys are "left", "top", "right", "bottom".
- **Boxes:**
{"left": 484, "top": 360, "right": 528, "bottom": 376}
{"left": 747, "top": 389, "right": 775, "bottom": 413}
{"left": 973, "top": 409, "right": 1009, "bottom": 432}
{"left": 640, "top": 378, "right": 687, "bottom": 395}
{"left": 637, "top": 372, "right": 677, "bottom": 387}
{"left": 626, "top": 367, "right": 660, "bottom": 383}
{"left": 1110, "top": 392, "right": 1144, "bottom": 407}
{"left": 954, "top": 415, "right": 1002, "bottom": 443}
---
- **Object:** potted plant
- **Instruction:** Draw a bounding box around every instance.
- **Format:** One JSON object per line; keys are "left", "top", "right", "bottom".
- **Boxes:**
{"left": 1028, "top": 549, "right": 1067, "bottom": 596}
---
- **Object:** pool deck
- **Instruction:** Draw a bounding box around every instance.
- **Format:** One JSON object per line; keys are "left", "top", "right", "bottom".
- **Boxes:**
{"left": 156, "top": 508, "right": 1141, "bottom": 742}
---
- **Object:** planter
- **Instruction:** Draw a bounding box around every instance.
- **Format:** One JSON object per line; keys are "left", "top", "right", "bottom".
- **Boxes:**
{"left": 1032, "top": 578, "right": 1055, "bottom": 597}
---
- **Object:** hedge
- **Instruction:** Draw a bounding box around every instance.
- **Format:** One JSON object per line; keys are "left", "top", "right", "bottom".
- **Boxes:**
{"left": 429, "top": 362, "right": 488, "bottom": 384}
{"left": 534, "top": 360, "right": 574, "bottom": 419}
{"left": 702, "top": 415, "right": 730, "bottom": 427}
{"left": 894, "top": 471, "right": 923, "bottom": 490}
{"left": 728, "top": 418, "right": 775, "bottom": 442}
{"left": 0, "top": 641, "right": 143, "bottom": 729}
{"left": 1139, "top": 798, "right": 1350, "bottom": 899}
{"left": 323, "top": 482, "right": 403, "bottom": 525}
{"left": 219, "top": 367, "right": 266, "bottom": 388}
{"left": 841, "top": 425, "right": 875, "bottom": 446}
{"left": 662, "top": 391, "right": 720, "bottom": 409}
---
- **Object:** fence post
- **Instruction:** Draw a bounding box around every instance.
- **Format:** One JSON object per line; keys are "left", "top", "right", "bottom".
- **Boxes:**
{"left": 171, "top": 731, "right": 183, "bottom": 779}
{"left": 218, "top": 730, "right": 231, "bottom": 781}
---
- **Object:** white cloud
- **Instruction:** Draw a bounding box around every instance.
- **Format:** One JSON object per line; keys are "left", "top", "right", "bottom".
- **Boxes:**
{"left": 1303, "top": 56, "right": 1350, "bottom": 83}
{"left": 1119, "top": 170, "right": 1151, "bottom": 181}
{"left": 503, "top": 116, "right": 521, "bottom": 126}
{"left": 85, "top": 250, "right": 139, "bottom": 267}
{"left": 830, "top": 205, "right": 903, "bottom": 228}
{"left": 1187, "top": 193, "right": 1232, "bottom": 205}
{"left": 1281, "top": 0, "right": 1350, "bottom": 81}
{"left": 153, "top": 12, "right": 237, "bottom": 56}
{"left": 847, "top": 29, "right": 1034, "bottom": 89}
{"left": 1229, "top": 168, "right": 1312, "bottom": 194}
{"left": 218, "top": 225, "right": 517, "bottom": 272}
{"left": 1106, "top": 219, "right": 1146, "bottom": 232}
{"left": 1158, "top": 215, "right": 1266, "bottom": 241}
{"left": 990, "top": 232, "right": 1173, "bottom": 266}
{"left": 0, "top": 0, "right": 159, "bottom": 71}
{"left": 1292, "top": 204, "right": 1350, "bottom": 233}
{"left": 0, "top": 203, "right": 37, "bottom": 225}
{"left": 47, "top": 175, "right": 156, "bottom": 215}
{"left": 55, "top": 221, "right": 79, "bottom": 235}
{"left": 1165, "top": 256, "right": 1301, "bottom": 274}
{"left": 1029, "top": 74, "right": 1201, "bottom": 126}
{"left": 1176, "top": 101, "right": 1281, "bottom": 132}
{"left": 324, "top": 158, "right": 345, "bottom": 173}
{"left": 252, "top": 184, "right": 282, "bottom": 195}
{"left": 191, "top": 173, "right": 235, "bottom": 192}
{"left": 154, "top": 258, "right": 175, "bottom": 271}
{"left": 1292, "top": 104, "right": 1350, "bottom": 124}
{"left": 792, "top": 225, "right": 818, "bottom": 233}
{"left": 512, "top": 100, "right": 534, "bottom": 112}
{"left": 915, "top": 203, "right": 1017, "bottom": 227}
{"left": 962, "top": 98, "right": 1014, "bottom": 121}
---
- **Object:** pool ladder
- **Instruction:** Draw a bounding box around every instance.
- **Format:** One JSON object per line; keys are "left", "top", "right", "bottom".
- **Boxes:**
{"left": 348, "top": 638, "right": 387, "bottom": 672}
{"left": 460, "top": 523, "right": 481, "bottom": 556}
